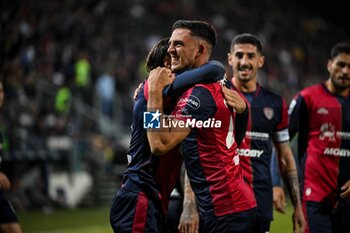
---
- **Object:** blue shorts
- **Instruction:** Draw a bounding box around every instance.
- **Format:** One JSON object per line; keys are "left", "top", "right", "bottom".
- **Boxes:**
{"left": 166, "top": 196, "right": 183, "bottom": 233}
{"left": 250, "top": 217, "right": 270, "bottom": 233}
{"left": 304, "top": 201, "right": 333, "bottom": 233}
{"left": 0, "top": 190, "right": 18, "bottom": 224}
{"left": 110, "top": 181, "right": 166, "bottom": 233}
{"left": 331, "top": 199, "right": 350, "bottom": 233}
{"left": 199, "top": 207, "right": 256, "bottom": 233}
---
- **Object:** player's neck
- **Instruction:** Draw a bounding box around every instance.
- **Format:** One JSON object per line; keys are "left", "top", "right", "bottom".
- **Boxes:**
{"left": 232, "top": 77, "right": 257, "bottom": 93}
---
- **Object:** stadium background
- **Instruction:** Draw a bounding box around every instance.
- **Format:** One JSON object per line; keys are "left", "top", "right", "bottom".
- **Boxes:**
{"left": 1, "top": 0, "right": 349, "bottom": 232}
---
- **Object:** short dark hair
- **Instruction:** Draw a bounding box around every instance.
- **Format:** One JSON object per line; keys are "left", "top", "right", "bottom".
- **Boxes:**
{"left": 330, "top": 42, "right": 350, "bottom": 59}
{"left": 145, "top": 37, "right": 169, "bottom": 72}
{"left": 230, "top": 33, "right": 263, "bottom": 54}
{"left": 172, "top": 20, "right": 217, "bottom": 48}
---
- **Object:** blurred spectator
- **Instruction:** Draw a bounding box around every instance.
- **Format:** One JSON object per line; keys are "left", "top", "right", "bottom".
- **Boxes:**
{"left": 95, "top": 69, "right": 116, "bottom": 120}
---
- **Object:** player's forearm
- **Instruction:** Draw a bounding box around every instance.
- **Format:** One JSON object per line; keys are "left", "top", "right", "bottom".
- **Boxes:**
{"left": 183, "top": 172, "right": 196, "bottom": 211}
{"left": 147, "top": 88, "right": 168, "bottom": 155}
{"left": 282, "top": 169, "right": 301, "bottom": 207}
{"left": 278, "top": 144, "right": 302, "bottom": 207}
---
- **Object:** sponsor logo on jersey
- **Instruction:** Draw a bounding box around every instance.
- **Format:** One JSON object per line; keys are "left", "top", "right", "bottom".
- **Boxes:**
{"left": 246, "top": 131, "right": 269, "bottom": 140}
{"left": 237, "top": 149, "right": 264, "bottom": 158}
{"left": 323, "top": 148, "right": 350, "bottom": 157}
{"left": 336, "top": 131, "right": 350, "bottom": 140}
{"left": 317, "top": 108, "right": 329, "bottom": 115}
{"left": 179, "top": 95, "right": 200, "bottom": 109}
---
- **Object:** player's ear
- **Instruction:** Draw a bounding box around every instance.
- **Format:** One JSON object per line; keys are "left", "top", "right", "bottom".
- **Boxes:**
{"left": 198, "top": 45, "right": 204, "bottom": 55}
{"left": 258, "top": 55, "right": 265, "bottom": 68}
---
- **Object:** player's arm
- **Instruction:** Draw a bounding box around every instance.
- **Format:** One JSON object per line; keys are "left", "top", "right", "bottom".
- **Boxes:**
{"left": 340, "top": 180, "right": 350, "bottom": 199}
{"left": 164, "top": 60, "right": 225, "bottom": 97}
{"left": 275, "top": 97, "right": 306, "bottom": 233}
{"left": 0, "top": 171, "right": 11, "bottom": 191}
{"left": 147, "top": 67, "right": 190, "bottom": 155}
{"left": 178, "top": 171, "right": 199, "bottom": 233}
{"left": 270, "top": 148, "right": 286, "bottom": 213}
{"left": 275, "top": 141, "right": 306, "bottom": 233}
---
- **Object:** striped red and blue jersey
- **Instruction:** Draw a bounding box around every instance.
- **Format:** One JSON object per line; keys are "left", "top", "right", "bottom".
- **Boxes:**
{"left": 233, "top": 81, "right": 290, "bottom": 221}
{"left": 172, "top": 82, "right": 257, "bottom": 217}
{"left": 289, "top": 83, "right": 350, "bottom": 207}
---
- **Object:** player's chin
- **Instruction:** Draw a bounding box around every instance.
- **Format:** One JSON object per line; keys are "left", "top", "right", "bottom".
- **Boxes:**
{"left": 171, "top": 63, "right": 182, "bottom": 72}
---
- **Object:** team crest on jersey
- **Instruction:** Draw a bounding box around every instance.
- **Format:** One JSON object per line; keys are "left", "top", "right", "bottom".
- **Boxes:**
{"left": 263, "top": 107, "right": 274, "bottom": 120}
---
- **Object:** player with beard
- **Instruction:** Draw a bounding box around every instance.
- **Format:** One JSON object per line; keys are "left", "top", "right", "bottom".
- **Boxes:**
{"left": 288, "top": 42, "right": 350, "bottom": 233}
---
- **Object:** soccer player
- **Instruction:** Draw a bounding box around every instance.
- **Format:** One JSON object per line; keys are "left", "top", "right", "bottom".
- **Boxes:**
{"left": 147, "top": 20, "right": 257, "bottom": 233}
{"left": 288, "top": 42, "right": 350, "bottom": 233}
{"left": 109, "top": 37, "right": 226, "bottom": 232}
{"left": 222, "top": 33, "right": 306, "bottom": 233}
{"left": 0, "top": 80, "right": 23, "bottom": 233}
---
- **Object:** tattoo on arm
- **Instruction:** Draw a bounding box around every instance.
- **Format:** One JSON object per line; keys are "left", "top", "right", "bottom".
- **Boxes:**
{"left": 283, "top": 169, "right": 301, "bottom": 207}
{"left": 182, "top": 172, "right": 197, "bottom": 217}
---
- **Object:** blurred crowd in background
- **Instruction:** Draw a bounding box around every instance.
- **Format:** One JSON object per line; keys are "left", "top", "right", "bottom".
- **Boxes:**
{"left": 0, "top": 0, "right": 349, "bottom": 212}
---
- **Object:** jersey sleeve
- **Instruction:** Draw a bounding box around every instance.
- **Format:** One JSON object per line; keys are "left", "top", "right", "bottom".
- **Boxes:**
{"left": 288, "top": 94, "right": 308, "bottom": 140}
{"left": 163, "top": 60, "right": 225, "bottom": 98}
{"left": 272, "top": 97, "right": 290, "bottom": 143}
{"left": 172, "top": 86, "right": 216, "bottom": 124}
{"left": 288, "top": 94, "right": 309, "bottom": 166}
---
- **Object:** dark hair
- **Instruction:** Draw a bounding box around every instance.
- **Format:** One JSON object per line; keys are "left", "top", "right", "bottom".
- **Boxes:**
{"left": 172, "top": 20, "right": 217, "bottom": 48}
{"left": 145, "top": 37, "right": 169, "bottom": 72}
{"left": 330, "top": 42, "right": 350, "bottom": 59}
{"left": 230, "top": 33, "right": 263, "bottom": 54}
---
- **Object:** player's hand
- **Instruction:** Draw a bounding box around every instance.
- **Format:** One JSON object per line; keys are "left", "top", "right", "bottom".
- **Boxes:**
{"left": 147, "top": 67, "right": 174, "bottom": 92}
{"left": 221, "top": 86, "right": 247, "bottom": 114}
{"left": 133, "top": 82, "right": 143, "bottom": 100}
{"left": 292, "top": 205, "right": 306, "bottom": 233}
{"left": 273, "top": 186, "right": 287, "bottom": 213}
{"left": 0, "top": 172, "right": 11, "bottom": 191}
{"left": 178, "top": 202, "right": 199, "bottom": 233}
{"left": 340, "top": 180, "right": 350, "bottom": 199}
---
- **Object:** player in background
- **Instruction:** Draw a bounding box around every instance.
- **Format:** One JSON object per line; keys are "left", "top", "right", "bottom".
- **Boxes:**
{"left": 222, "top": 33, "right": 305, "bottom": 233}
{"left": 288, "top": 42, "right": 350, "bottom": 233}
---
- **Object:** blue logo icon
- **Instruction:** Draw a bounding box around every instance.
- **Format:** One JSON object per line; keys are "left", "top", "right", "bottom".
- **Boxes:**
{"left": 143, "top": 110, "right": 161, "bottom": 129}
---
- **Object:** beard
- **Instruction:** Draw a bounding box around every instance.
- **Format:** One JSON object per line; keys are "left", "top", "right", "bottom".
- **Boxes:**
{"left": 331, "top": 75, "right": 350, "bottom": 91}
